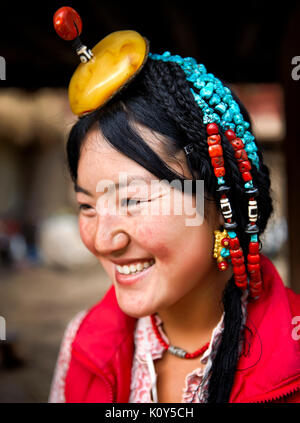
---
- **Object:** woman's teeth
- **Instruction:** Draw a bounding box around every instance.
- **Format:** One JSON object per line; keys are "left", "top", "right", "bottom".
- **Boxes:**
{"left": 116, "top": 259, "right": 155, "bottom": 275}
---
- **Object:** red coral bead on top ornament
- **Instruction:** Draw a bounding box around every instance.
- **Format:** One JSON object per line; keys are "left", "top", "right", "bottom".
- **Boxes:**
{"left": 53, "top": 6, "right": 82, "bottom": 41}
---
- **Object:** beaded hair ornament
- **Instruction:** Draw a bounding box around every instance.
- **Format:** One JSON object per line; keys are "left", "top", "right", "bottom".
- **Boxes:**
{"left": 53, "top": 7, "right": 262, "bottom": 300}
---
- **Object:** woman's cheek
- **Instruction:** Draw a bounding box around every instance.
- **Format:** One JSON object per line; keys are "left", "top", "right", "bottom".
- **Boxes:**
{"left": 78, "top": 216, "right": 96, "bottom": 254}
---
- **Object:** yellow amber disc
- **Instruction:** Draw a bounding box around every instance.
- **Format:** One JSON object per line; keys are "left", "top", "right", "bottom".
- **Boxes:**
{"left": 68, "top": 30, "right": 149, "bottom": 116}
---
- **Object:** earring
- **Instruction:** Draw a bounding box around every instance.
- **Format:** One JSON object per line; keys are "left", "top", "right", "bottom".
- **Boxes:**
{"left": 213, "top": 229, "right": 231, "bottom": 271}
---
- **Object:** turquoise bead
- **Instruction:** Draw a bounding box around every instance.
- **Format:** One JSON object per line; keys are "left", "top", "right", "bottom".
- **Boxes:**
{"left": 244, "top": 144, "right": 253, "bottom": 153}
{"left": 209, "top": 94, "right": 221, "bottom": 106}
{"left": 221, "top": 247, "right": 230, "bottom": 257}
{"left": 184, "top": 57, "right": 197, "bottom": 65}
{"left": 215, "top": 102, "right": 227, "bottom": 114}
{"left": 215, "top": 87, "right": 225, "bottom": 97}
{"left": 194, "top": 80, "right": 206, "bottom": 89}
{"left": 233, "top": 113, "right": 243, "bottom": 124}
{"left": 186, "top": 74, "right": 197, "bottom": 83}
{"left": 244, "top": 180, "right": 253, "bottom": 189}
{"left": 236, "top": 125, "right": 245, "bottom": 137}
{"left": 200, "top": 82, "right": 214, "bottom": 99}
{"left": 243, "top": 131, "right": 255, "bottom": 144}
{"left": 229, "top": 103, "right": 240, "bottom": 114}
{"left": 228, "top": 231, "right": 237, "bottom": 238}
{"left": 211, "top": 113, "right": 221, "bottom": 124}
{"left": 223, "top": 122, "right": 236, "bottom": 130}
{"left": 149, "top": 50, "right": 260, "bottom": 170}
{"left": 198, "top": 64, "right": 207, "bottom": 74}
{"left": 245, "top": 143, "right": 256, "bottom": 153}
{"left": 223, "top": 110, "right": 233, "bottom": 122}
{"left": 223, "top": 94, "right": 232, "bottom": 104}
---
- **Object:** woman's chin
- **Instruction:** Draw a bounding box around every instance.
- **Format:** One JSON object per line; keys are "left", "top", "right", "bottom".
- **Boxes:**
{"left": 115, "top": 292, "right": 156, "bottom": 318}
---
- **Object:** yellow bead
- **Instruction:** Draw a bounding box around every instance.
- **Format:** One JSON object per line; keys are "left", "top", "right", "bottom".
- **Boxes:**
{"left": 68, "top": 30, "right": 149, "bottom": 116}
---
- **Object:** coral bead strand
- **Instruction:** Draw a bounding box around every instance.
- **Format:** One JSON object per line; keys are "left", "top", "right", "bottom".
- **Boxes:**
{"left": 206, "top": 123, "right": 249, "bottom": 291}
{"left": 224, "top": 129, "right": 262, "bottom": 298}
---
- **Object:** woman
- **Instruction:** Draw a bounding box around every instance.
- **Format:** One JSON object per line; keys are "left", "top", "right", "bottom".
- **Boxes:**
{"left": 49, "top": 19, "right": 300, "bottom": 402}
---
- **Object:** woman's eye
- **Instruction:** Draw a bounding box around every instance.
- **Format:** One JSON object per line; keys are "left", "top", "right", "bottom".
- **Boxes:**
{"left": 78, "top": 204, "right": 95, "bottom": 215}
{"left": 79, "top": 204, "right": 91, "bottom": 210}
{"left": 121, "top": 198, "right": 148, "bottom": 207}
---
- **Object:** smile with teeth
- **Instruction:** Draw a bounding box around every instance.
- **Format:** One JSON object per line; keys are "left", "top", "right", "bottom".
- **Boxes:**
{"left": 116, "top": 259, "right": 155, "bottom": 275}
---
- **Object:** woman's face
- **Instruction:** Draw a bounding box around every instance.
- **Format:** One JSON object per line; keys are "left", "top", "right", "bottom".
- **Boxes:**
{"left": 76, "top": 124, "right": 227, "bottom": 318}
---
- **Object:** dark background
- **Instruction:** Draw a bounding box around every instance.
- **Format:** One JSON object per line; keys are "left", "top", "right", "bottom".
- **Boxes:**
{"left": 0, "top": 0, "right": 300, "bottom": 403}
{"left": 0, "top": 1, "right": 298, "bottom": 87}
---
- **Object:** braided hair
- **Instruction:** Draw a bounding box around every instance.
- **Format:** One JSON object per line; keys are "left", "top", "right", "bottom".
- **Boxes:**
{"left": 66, "top": 58, "right": 273, "bottom": 403}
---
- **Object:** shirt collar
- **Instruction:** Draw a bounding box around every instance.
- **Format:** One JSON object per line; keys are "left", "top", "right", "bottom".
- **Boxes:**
{"left": 134, "top": 290, "right": 248, "bottom": 364}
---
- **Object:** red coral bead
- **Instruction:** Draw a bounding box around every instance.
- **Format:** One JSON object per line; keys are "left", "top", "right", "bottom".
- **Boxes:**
{"left": 208, "top": 144, "right": 223, "bottom": 158}
{"left": 233, "top": 264, "right": 246, "bottom": 275}
{"left": 214, "top": 167, "right": 226, "bottom": 177}
{"left": 242, "top": 171, "right": 252, "bottom": 182}
{"left": 234, "top": 149, "right": 248, "bottom": 162}
{"left": 235, "top": 274, "right": 248, "bottom": 282}
{"left": 211, "top": 156, "right": 224, "bottom": 167}
{"left": 231, "top": 256, "right": 245, "bottom": 266}
{"left": 207, "top": 134, "right": 221, "bottom": 146}
{"left": 236, "top": 281, "right": 248, "bottom": 290}
{"left": 247, "top": 263, "right": 260, "bottom": 273}
{"left": 230, "top": 138, "right": 244, "bottom": 150}
{"left": 230, "top": 248, "right": 243, "bottom": 258}
{"left": 225, "top": 129, "right": 236, "bottom": 141}
{"left": 234, "top": 276, "right": 248, "bottom": 289}
{"left": 221, "top": 237, "right": 230, "bottom": 247}
{"left": 249, "top": 242, "right": 259, "bottom": 254}
{"left": 250, "top": 283, "right": 262, "bottom": 294}
{"left": 247, "top": 254, "right": 260, "bottom": 264}
{"left": 238, "top": 160, "right": 252, "bottom": 173}
{"left": 218, "top": 261, "right": 228, "bottom": 271}
{"left": 250, "top": 273, "right": 261, "bottom": 283}
{"left": 229, "top": 237, "right": 240, "bottom": 250}
{"left": 250, "top": 289, "right": 262, "bottom": 298}
{"left": 207, "top": 123, "right": 219, "bottom": 135}
{"left": 250, "top": 280, "right": 262, "bottom": 290}
{"left": 53, "top": 7, "right": 82, "bottom": 41}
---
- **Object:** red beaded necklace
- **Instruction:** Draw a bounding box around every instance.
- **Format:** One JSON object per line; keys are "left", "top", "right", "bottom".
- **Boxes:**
{"left": 150, "top": 314, "right": 210, "bottom": 359}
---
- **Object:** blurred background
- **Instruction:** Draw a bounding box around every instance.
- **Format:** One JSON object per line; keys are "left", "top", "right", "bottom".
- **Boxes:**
{"left": 0, "top": 0, "right": 299, "bottom": 402}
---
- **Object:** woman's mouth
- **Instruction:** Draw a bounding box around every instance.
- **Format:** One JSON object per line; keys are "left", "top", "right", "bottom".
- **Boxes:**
{"left": 115, "top": 259, "right": 155, "bottom": 285}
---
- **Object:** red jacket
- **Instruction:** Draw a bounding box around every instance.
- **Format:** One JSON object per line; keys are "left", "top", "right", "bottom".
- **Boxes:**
{"left": 64, "top": 254, "right": 300, "bottom": 403}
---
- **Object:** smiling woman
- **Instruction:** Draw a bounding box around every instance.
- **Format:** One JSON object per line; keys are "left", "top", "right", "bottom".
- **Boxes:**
{"left": 74, "top": 122, "right": 222, "bottom": 327}
{"left": 49, "top": 8, "right": 300, "bottom": 404}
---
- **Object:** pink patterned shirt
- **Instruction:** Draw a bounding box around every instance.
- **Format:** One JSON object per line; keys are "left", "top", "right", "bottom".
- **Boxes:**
{"left": 129, "top": 313, "right": 224, "bottom": 403}
{"left": 49, "top": 293, "right": 247, "bottom": 403}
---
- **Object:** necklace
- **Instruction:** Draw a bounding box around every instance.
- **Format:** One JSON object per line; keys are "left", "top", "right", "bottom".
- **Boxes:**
{"left": 150, "top": 314, "right": 210, "bottom": 359}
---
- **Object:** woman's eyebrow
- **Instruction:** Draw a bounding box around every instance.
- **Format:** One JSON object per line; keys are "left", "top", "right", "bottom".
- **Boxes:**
{"left": 74, "top": 184, "right": 92, "bottom": 196}
{"left": 74, "top": 175, "right": 155, "bottom": 196}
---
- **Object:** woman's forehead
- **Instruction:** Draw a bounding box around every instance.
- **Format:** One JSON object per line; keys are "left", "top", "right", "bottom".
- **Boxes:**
{"left": 79, "top": 121, "right": 190, "bottom": 178}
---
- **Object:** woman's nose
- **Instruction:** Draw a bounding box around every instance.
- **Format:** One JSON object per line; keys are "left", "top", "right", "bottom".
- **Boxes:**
{"left": 93, "top": 214, "right": 130, "bottom": 255}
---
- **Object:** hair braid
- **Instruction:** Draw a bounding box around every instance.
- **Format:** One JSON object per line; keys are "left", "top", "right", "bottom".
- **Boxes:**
{"left": 145, "top": 60, "right": 207, "bottom": 144}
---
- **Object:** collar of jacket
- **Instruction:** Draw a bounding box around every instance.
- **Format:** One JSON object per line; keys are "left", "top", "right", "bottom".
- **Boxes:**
{"left": 71, "top": 254, "right": 300, "bottom": 403}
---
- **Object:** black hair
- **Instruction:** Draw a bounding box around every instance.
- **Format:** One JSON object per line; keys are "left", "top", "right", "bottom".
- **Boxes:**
{"left": 66, "top": 58, "right": 273, "bottom": 402}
